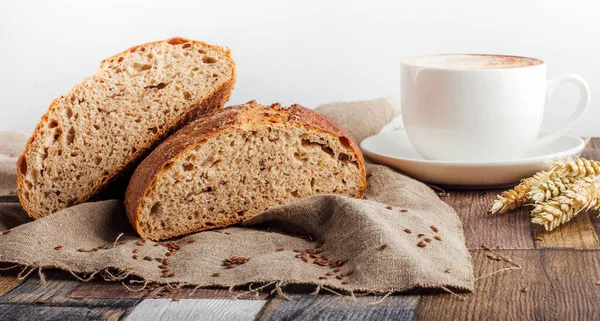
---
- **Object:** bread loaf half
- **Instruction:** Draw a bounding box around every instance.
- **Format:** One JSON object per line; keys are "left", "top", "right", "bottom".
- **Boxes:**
{"left": 17, "top": 37, "right": 236, "bottom": 219}
{"left": 125, "top": 101, "right": 366, "bottom": 240}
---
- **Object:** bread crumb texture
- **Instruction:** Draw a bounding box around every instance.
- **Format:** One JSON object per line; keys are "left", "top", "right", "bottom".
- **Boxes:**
{"left": 18, "top": 37, "right": 236, "bottom": 218}
{"left": 127, "top": 101, "right": 366, "bottom": 240}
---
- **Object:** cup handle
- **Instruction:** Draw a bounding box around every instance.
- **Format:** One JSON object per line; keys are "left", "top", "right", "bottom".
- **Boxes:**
{"left": 531, "top": 73, "right": 591, "bottom": 150}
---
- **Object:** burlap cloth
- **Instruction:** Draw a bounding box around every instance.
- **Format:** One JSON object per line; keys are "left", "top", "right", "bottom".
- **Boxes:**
{"left": 0, "top": 98, "right": 473, "bottom": 294}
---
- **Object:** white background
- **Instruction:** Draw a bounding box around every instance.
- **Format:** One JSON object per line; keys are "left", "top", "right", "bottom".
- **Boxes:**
{"left": 1, "top": 0, "right": 598, "bottom": 136}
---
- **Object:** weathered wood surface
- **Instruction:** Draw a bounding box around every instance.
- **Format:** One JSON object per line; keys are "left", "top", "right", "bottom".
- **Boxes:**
{"left": 0, "top": 267, "right": 23, "bottom": 296}
{"left": 125, "top": 298, "right": 266, "bottom": 321}
{"left": 258, "top": 295, "right": 419, "bottom": 321}
{"left": 441, "top": 189, "right": 535, "bottom": 250}
{"left": 418, "top": 249, "right": 600, "bottom": 321}
{"left": 0, "top": 305, "right": 127, "bottom": 321}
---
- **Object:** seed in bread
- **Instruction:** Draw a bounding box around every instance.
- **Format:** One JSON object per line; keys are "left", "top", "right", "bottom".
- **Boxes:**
{"left": 17, "top": 37, "right": 236, "bottom": 219}
{"left": 125, "top": 101, "right": 367, "bottom": 240}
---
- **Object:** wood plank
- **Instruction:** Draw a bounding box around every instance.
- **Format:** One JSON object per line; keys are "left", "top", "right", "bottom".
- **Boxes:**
{"left": 125, "top": 298, "right": 266, "bottom": 321}
{"left": 0, "top": 270, "right": 139, "bottom": 308}
{"left": 535, "top": 249, "right": 600, "bottom": 319}
{"left": 0, "top": 274, "right": 23, "bottom": 297}
{"left": 443, "top": 190, "right": 535, "bottom": 249}
{"left": 258, "top": 294, "right": 419, "bottom": 321}
{"left": 70, "top": 282, "right": 269, "bottom": 300}
{"left": 0, "top": 264, "right": 26, "bottom": 296}
{"left": 0, "top": 304, "right": 127, "bottom": 321}
{"left": 579, "top": 149, "right": 600, "bottom": 161}
{"left": 583, "top": 137, "right": 600, "bottom": 150}
{"left": 0, "top": 271, "right": 81, "bottom": 304}
{"left": 0, "top": 196, "right": 19, "bottom": 203}
{"left": 417, "top": 249, "right": 600, "bottom": 321}
{"left": 0, "top": 203, "right": 31, "bottom": 230}
{"left": 418, "top": 250, "right": 538, "bottom": 321}
{"left": 534, "top": 213, "right": 599, "bottom": 249}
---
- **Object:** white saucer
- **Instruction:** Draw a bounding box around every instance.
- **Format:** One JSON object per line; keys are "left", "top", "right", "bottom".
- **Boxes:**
{"left": 360, "top": 129, "right": 585, "bottom": 188}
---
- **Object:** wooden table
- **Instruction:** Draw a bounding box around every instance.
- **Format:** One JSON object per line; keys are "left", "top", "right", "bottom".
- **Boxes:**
{"left": 1, "top": 139, "right": 599, "bottom": 321}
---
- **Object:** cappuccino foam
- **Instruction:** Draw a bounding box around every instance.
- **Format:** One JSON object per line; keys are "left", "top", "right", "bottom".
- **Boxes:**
{"left": 404, "top": 54, "right": 543, "bottom": 70}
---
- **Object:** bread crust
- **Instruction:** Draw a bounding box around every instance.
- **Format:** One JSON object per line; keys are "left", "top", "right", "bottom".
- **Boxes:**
{"left": 17, "top": 37, "right": 236, "bottom": 219}
{"left": 125, "top": 101, "right": 367, "bottom": 240}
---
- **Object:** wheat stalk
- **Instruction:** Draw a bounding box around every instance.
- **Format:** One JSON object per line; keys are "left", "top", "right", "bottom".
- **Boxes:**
{"left": 530, "top": 176, "right": 600, "bottom": 231}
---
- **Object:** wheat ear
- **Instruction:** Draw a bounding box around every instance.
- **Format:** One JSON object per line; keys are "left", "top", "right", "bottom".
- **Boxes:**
{"left": 530, "top": 176, "right": 600, "bottom": 231}
{"left": 528, "top": 175, "right": 578, "bottom": 204}
{"left": 549, "top": 157, "right": 600, "bottom": 177}
{"left": 490, "top": 171, "right": 551, "bottom": 214}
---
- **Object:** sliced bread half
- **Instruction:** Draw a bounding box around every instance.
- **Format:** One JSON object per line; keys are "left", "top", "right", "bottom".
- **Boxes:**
{"left": 18, "top": 37, "right": 236, "bottom": 219}
{"left": 125, "top": 101, "right": 367, "bottom": 240}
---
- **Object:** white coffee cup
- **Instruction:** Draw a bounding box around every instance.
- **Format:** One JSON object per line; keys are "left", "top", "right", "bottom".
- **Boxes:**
{"left": 401, "top": 54, "right": 590, "bottom": 161}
